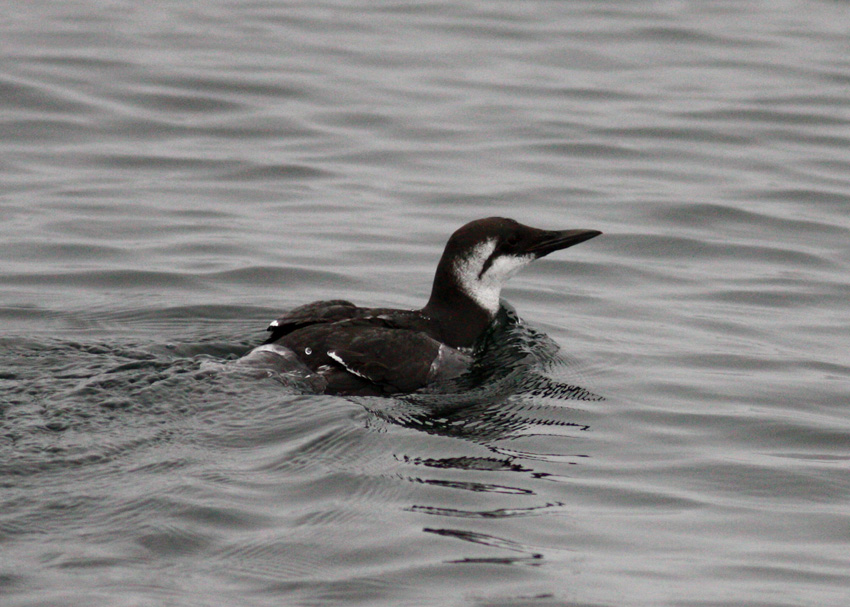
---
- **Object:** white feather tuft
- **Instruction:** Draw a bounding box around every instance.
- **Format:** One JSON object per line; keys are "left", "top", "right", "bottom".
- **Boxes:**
{"left": 452, "top": 239, "right": 533, "bottom": 315}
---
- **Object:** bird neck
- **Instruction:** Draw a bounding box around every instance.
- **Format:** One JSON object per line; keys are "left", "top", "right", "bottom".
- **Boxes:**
{"left": 422, "top": 260, "right": 495, "bottom": 348}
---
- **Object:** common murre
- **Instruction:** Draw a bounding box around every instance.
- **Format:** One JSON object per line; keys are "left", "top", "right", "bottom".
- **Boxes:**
{"left": 241, "top": 217, "right": 601, "bottom": 396}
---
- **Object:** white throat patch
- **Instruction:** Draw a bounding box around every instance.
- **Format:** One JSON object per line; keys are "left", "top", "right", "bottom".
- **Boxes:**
{"left": 452, "top": 239, "right": 533, "bottom": 316}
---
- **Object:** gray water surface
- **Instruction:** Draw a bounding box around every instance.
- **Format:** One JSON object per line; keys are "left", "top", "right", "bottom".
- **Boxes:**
{"left": 2, "top": 1, "right": 849, "bottom": 606}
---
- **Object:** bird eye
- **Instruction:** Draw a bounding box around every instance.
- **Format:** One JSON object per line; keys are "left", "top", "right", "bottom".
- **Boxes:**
{"left": 505, "top": 234, "right": 519, "bottom": 248}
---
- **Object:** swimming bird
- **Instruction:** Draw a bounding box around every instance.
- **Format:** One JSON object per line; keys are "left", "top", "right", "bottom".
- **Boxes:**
{"left": 241, "top": 217, "right": 600, "bottom": 396}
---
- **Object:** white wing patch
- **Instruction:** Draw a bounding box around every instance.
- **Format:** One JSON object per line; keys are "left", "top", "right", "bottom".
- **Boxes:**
{"left": 327, "top": 350, "right": 370, "bottom": 380}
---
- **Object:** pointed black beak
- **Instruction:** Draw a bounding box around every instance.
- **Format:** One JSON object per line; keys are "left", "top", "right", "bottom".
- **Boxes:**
{"left": 525, "top": 228, "right": 602, "bottom": 258}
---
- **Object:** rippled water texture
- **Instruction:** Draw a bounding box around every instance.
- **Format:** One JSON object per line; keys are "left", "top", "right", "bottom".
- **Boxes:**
{"left": 2, "top": 1, "right": 849, "bottom": 606}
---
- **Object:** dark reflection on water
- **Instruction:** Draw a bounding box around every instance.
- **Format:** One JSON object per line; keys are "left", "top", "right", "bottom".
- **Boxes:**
{"left": 423, "top": 528, "right": 545, "bottom": 565}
